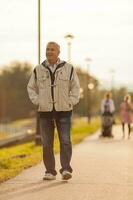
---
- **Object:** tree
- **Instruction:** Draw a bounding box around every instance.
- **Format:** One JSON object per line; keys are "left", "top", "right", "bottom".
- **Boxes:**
{"left": 0, "top": 61, "right": 34, "bottom": 121}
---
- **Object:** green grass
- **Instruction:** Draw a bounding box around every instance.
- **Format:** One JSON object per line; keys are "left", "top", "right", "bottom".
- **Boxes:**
{"left": 0, "top": 117, "right": 100, "bottom": 183}
{"left": 71, "top": 117, "right": 100, "bottom": 144}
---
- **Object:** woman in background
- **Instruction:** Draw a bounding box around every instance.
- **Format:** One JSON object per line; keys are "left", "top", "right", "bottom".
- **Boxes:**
{"left": 120, "top": 94, "right": 133, "bottom": 139}
{"left": 100, "top": 92, "right": 115, "bottom": 137}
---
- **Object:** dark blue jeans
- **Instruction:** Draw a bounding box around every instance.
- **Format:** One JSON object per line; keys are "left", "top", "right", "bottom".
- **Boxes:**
{"left": 40, "top": 117, "right": 72, "bottom": 175}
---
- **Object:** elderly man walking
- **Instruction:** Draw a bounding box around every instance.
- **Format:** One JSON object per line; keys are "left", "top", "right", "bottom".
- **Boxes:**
{"left": 27, "top": 42, "right": 80, "bottom": 180}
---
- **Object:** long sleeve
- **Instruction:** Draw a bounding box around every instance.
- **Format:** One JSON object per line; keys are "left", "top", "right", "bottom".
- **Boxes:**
{"left": 69, "top": 69, "right": 80, "bottom": 106}
{"left": 27, "top": 71, "right": 39, "bottom": 106}
{"left": 110, "top": 100, "right": 115, "bottom": 113}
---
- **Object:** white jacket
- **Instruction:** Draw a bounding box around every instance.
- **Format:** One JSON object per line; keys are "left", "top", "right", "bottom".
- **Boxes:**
{"left": 27, "top": 61, "right": 80, "bottom": 112}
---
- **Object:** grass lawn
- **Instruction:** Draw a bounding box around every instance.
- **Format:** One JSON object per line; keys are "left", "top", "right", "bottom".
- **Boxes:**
{"left": 0, "top": 117, "right": 100, "bottom": 183}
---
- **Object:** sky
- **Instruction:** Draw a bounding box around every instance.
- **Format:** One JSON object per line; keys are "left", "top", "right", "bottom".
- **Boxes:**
{"left": 0, "top": 0, "right": 133, "bottom": 89}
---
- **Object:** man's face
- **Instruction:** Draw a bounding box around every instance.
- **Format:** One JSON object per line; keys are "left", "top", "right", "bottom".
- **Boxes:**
{"left": 46, "top": 43, "right": 60, "bottom": 64}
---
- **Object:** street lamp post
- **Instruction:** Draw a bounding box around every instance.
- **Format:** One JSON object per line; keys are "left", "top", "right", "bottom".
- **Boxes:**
{"left": 85, "top": 57, "right": 92, "bottom": 74}
{"left": 88, "top": 82, "right": 94, "bottom": 123}
{"left": 38, "top": 0, "right": 41, "bottom": 65}
{"left": 35, "top": 0, "right": 41, "bottom": 145}
{"left": 110, "top": 69, "right": 115, "bottom": 91}
{"left": 84, "top": 57, "right": 92, "bottom": 122}
{"left": 64, "top": 34, "right": 74, "bottom": 63}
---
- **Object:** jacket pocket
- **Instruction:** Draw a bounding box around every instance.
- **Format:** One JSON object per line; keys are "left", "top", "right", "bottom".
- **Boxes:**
{"left": 37, "top": 75, "right": 47, "bottom": 89}
{"left": 58, "top": 72, "right": 70, "bottom": 91}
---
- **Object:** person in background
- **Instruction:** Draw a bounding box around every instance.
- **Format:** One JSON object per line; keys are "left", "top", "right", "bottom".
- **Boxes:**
{"left": 120, "top": 94, "right": 133, "bottom": 139}
{"left": 100, "top": 92, "right": 115, "bottom": 137}
{"left": 27, "top": 41, "right": 80, "bottom": 180}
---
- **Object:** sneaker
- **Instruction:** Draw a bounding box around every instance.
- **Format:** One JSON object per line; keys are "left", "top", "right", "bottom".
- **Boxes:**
{"left": 62, "top": 170, "right": 72, "bottom": 180}
{"left": 43, "top": 173, "right": 56, "bottom": 180}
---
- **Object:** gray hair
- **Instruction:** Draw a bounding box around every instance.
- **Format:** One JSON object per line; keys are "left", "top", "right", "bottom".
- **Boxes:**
{"left": 47, "top": 41, "right": 60, "bottom": 51}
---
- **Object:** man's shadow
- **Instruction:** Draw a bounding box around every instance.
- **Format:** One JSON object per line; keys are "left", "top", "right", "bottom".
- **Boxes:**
{"left": 0, "top": 180, "right": 69, "bottom": 200}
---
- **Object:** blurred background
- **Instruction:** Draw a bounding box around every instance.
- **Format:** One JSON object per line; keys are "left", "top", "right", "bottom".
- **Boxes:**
{"left": 0, "top": 0, "right": 133, "bottom": 143}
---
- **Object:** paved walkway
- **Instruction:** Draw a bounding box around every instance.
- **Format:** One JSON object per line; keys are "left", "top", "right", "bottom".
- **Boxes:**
{"left": 0, "top": 125, "right": 133, "bottom": 200}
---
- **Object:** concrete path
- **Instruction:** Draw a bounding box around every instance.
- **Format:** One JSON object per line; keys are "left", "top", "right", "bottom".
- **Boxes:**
{"left": 0, "top": 125, "right": 133, "bottom": 200}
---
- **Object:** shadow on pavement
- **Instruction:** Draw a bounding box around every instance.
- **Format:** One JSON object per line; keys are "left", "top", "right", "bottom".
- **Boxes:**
{"left": 0, "top": 180, "right": 68, "bottom": 200}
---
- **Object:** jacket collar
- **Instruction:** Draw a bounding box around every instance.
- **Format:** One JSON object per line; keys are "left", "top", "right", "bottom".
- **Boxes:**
{"left": 41, "top": 59, "right": 66, "bottom": 72}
